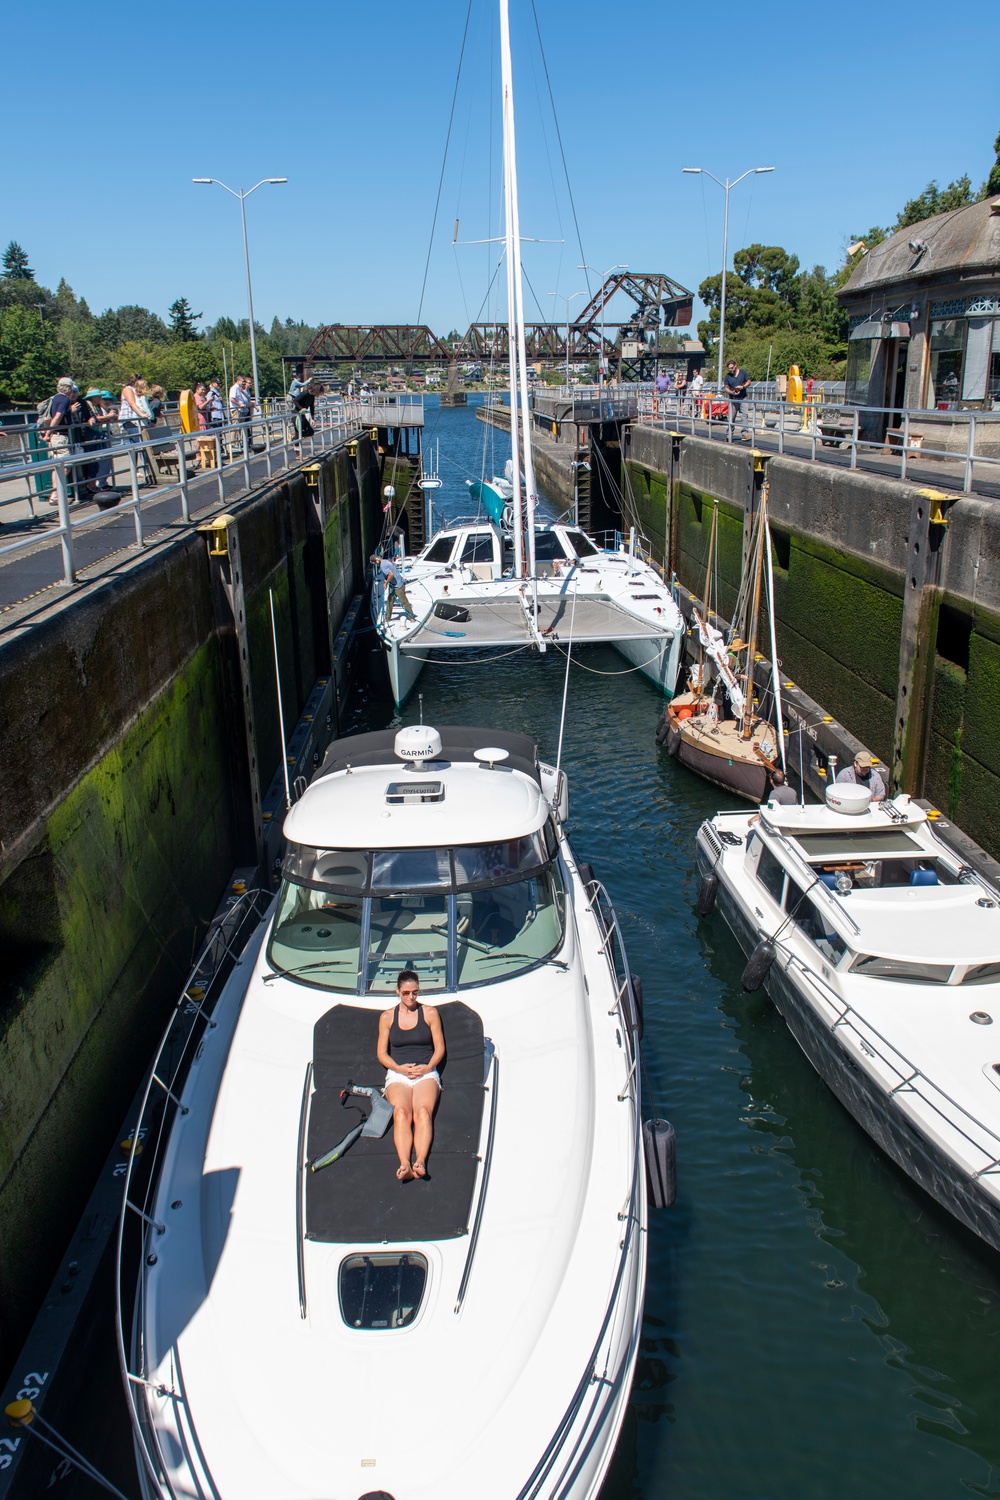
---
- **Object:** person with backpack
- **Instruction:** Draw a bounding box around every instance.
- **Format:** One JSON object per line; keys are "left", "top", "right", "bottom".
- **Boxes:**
{"left": 42, "top": 377, "right": 83, "bottom": 503}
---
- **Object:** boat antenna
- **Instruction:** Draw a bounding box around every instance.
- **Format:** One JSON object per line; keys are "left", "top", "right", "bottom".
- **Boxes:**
{"left": 419, "top": 692, "right": 424, "bottom": 727}
{"left": 555, "top": 577, "right": 579, "bottom": 777}
{"left": 270, "top": 588, "right": 292, "bottom": 810}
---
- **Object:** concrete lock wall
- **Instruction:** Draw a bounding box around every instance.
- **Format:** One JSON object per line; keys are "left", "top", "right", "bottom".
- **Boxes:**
{"left": 0, "top": 440, "right": 380, "bottom": 1374}
{"left": 626, "top": 427, "right": 1000, "bottom": 859}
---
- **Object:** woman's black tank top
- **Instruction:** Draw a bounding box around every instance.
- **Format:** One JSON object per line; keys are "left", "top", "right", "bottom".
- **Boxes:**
{"left": 389, "top": 1004, "right": 433, "bottom": 1066}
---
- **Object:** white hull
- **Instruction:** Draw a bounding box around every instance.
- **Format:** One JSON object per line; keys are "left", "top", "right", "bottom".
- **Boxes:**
{"left": 695, "top": 795, "right": 1000, "bottom": 1251}
{"left": 120, "top": 731, "right": 646, "bottom": 1499}
{"left": 376, "top": 523, "right": 684, "bottom": 711}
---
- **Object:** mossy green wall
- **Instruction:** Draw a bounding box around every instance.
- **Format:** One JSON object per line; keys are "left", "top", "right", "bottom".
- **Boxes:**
{"left": 629, "top": 457, "right": 1000, "bottom": 858}
{"left": 0, "top": 636, "right": 234, "bottom": 1369}
{"left": 0, "top": 443, "right": 380, "bottom": 1375}
{"left": 925, "top": 600, "right": 1000, "bottom": 856}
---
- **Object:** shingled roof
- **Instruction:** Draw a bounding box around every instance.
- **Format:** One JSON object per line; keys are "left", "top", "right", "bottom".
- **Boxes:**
{"left": 839, "top": 196, "right": 1000, "bottom": 298}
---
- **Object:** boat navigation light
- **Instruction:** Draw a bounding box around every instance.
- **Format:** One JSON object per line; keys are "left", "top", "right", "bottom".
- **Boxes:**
{"left": 394, "top": 725, "right": 443, "bottom": 772}
{"left": 474, "top": 747, "right": 510, "bottom": 771}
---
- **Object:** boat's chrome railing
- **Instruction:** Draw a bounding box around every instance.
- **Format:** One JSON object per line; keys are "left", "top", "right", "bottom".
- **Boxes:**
{"left": 509, "top": 876, "right": 645, "bottom": 1499}
{"left": 778, "top": 946, "right": 1000, "bottom": 1179}
{"left": 114, "top": 886, "right": 271, "bottom": 1499}
{"left": 453, "top": 1044, "right": 500, "bottom": 1314}
{"left": 584, "top": 876, "right": 643, "bottom": 1067}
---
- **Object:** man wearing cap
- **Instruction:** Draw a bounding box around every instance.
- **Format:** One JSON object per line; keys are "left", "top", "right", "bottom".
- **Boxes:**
{"left": 371, "top": 552, "right": 416, "bottom": 623}
{"left": 836, "top": 751, "right": 887, "bottom": 801}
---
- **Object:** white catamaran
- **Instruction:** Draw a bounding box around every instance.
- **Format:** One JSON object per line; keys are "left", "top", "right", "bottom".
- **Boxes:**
{"left": 117, "top": 724, "right": 647, "bottom": 1498}
{"left": 373, "top": 0, "right": 684, "bottom": 710}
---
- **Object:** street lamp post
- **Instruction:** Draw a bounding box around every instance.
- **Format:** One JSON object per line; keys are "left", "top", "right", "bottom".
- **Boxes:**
{"left": 579, "top": 263, "right": 627, "bottom": 391}
{"left": 549, "top": 289, "right": 585, "bottom": 394}
{"left": 192, "top": 176, "right": 287, "bottom": 410}
{"left": 681, "top": 167, "right": 773, "bottom": 387}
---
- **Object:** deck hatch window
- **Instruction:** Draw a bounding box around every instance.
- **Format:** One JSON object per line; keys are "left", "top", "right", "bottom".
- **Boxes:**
{"left": 850, "top": 955, "right": 953, "bottom": 984}
{"left": 339, "top": 1253, "right": 427, "bottom": 1330}
{"left": 384, "top": 781, "right": 445, "bottom": 806}
{"left": 793, "top": 831, "right": 923, "bottom": 858}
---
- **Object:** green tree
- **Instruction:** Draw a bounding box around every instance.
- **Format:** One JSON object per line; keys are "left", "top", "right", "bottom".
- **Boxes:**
{"left": 0, "top": 276, "right": 52, "bottom": 316}
{"left": 895, "top": 175, "right": 975, "bottom": 228}
{"left": 168, "top": 297, "right": 202, "bottom": 342}
{"left": 2, "top": 242, "right": 34, "bottom": 280}
{"left": 983, "top": 128, "right": 1000, "bottom": 198}
{"left": 0, "top": 305, "right": 63, "bottom": 404}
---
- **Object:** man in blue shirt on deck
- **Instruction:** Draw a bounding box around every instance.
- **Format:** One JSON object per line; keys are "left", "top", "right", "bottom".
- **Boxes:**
{"left": 372, "top": 553, "right": 416, "bottom": 623}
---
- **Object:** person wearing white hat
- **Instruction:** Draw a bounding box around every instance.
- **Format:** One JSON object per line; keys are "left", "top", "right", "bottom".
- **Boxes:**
{"left": 836, "top": 750, "right": 886, "bottom": 801}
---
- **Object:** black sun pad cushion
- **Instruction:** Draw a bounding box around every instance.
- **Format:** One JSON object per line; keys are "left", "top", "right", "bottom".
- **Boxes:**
{"left": 306, "top": 1001, "right": 485, "bottom": 1243}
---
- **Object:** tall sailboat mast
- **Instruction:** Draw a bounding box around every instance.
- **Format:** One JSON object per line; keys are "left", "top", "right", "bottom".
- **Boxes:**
{"left": 499, "top": 0, "right": 537, "bottom": 578}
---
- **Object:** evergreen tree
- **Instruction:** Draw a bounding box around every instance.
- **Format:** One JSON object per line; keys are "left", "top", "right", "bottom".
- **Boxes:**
{"left": 984, "top": 129, "right": 1000, "bottom": 199}
{"left": 895, "top": 176, "right": 975, "bottom": 228}
{"left": 168, "top": 297, "right": 202, "bottom": 342}
{"left": 0, "top": 305, "right": 62, "bottom": 403}
{"left": 2, "top": 242, "right": 34, "bottom": 280}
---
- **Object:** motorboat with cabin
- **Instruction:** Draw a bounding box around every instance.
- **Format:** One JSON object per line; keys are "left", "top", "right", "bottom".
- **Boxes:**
{"left": 372, "top": 0, "right": 683, "bottom": 711}
{"left": 695, "top": 779, "right": 1000, "bottom": 1249}
{"left": 117, "top": 724, "right": 646, "bottom": 1499}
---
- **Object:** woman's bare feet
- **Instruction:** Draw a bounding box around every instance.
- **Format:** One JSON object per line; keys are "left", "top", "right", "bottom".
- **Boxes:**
{"left": 413, "top": 1160, "right": 428, "bottom": 1179}
{"left": 396, "top": 1163, "right": 414, "bottom": 1182}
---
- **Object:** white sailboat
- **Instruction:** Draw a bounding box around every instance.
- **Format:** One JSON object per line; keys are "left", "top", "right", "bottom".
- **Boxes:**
{"left": 117, "top": 722, "right": 647, "bottom": 1498}
{"left": 374, "top": 1, "right": 684, "bottom": 710}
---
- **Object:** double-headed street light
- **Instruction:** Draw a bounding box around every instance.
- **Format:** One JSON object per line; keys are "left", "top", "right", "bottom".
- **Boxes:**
{"left": 682, "top": 167, "right": 773, "bottom": 386}
{"left": 192, "top": 176, "right": 287, "bottom": 409}
{"left": 549, "top": 289, "right": 585, "bottom": 394}
{"left": 579, "top": 263, "right": 627, "bottom": 388}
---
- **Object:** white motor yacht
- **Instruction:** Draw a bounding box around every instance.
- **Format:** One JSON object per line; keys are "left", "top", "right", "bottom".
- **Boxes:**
{"left": 695, "top": 782, "right": 1000, "bottom": 1249}
{"left": 118, "top": 725, "right": 646, "bottom": 1499}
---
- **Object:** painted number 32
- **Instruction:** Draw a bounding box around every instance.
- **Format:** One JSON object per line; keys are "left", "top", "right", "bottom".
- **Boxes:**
{"left": 0, "top": 1372, "right": 48, "bottom": 1468}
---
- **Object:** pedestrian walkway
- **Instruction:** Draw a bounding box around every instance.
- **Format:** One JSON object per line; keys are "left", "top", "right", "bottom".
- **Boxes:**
{"left": 0, "top": 405, "right": 358, "bottom": 624}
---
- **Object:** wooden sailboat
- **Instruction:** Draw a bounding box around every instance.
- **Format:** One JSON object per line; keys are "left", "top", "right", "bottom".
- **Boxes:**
{"left": 659, "top": 482, "right": 786, "bottom": 802}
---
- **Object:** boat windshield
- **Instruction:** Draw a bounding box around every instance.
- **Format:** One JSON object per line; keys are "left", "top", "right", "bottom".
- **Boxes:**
{"left": 268, "top": 830, "right": 563, "bottom": 993}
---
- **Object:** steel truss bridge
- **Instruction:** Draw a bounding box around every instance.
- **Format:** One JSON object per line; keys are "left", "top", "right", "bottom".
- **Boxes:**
{"left": 301, "top": 271, "right": 693, "bottom": 378}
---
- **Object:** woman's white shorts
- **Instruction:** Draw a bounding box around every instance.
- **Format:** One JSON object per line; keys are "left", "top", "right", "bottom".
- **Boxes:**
{"left": 385, "top": 1069, "right": 441, "bottom": 1090}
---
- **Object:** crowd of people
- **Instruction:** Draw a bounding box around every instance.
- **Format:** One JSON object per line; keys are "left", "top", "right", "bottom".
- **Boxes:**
{"left": 36, "top": 373, "right": 259, "bottom": 507}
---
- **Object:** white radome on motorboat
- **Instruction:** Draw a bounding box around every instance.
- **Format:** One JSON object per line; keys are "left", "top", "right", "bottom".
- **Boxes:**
{"left": 119, "top": 725, "right": 646, "bottom": 1499}
{"left": 696, "top": 784, "right": 1000, "bottom": 1249}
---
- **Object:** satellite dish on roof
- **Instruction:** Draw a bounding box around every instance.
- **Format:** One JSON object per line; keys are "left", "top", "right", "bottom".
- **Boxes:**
{"left": 394, "top": 725, "right": 442, "bottom": 771}
{"left": 474, "top": 747, "right": 510, "bottom": 771}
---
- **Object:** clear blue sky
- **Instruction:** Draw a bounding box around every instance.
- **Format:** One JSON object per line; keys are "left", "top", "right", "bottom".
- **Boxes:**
{"left": 5, "top": 0, "right": 996, "bottom": 336}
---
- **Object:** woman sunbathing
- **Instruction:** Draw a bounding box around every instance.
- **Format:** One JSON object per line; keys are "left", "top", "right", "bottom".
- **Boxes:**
{"left": 377, "top": 970, "right": 445, "bottom": 1182}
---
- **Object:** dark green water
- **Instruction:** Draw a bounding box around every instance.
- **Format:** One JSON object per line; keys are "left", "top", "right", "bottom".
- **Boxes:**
{"left": 356, "top": 398, "right": 1000, "bottom": 1499}
{"left": 47, "top": 399, "right": 1000, "bottom": 1498}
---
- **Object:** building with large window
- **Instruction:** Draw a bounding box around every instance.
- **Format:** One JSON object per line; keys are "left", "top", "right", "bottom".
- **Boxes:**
{"left": 838, "top": 195, "right": 1000, "bottom": 432}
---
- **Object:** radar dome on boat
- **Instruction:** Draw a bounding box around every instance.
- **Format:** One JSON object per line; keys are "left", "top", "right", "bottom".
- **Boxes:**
{"left": 825, "top": 782, "right": 871, "bottom": 816}
{"left": 394, "top": 725, "right": 443, "bottom": 768}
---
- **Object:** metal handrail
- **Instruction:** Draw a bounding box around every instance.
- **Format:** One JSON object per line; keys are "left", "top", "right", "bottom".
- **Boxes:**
{"left": 778, "top": 945, "right": 1000, "bottom": 1174}
{"left": 115, "top": 887, "right": 271, "bottom": 1500}
{"left": 634, "top": 390, "right": 1000, "bottom": 493}
{"left": 0, "top": 399, "right": 363, "bottom": 588}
